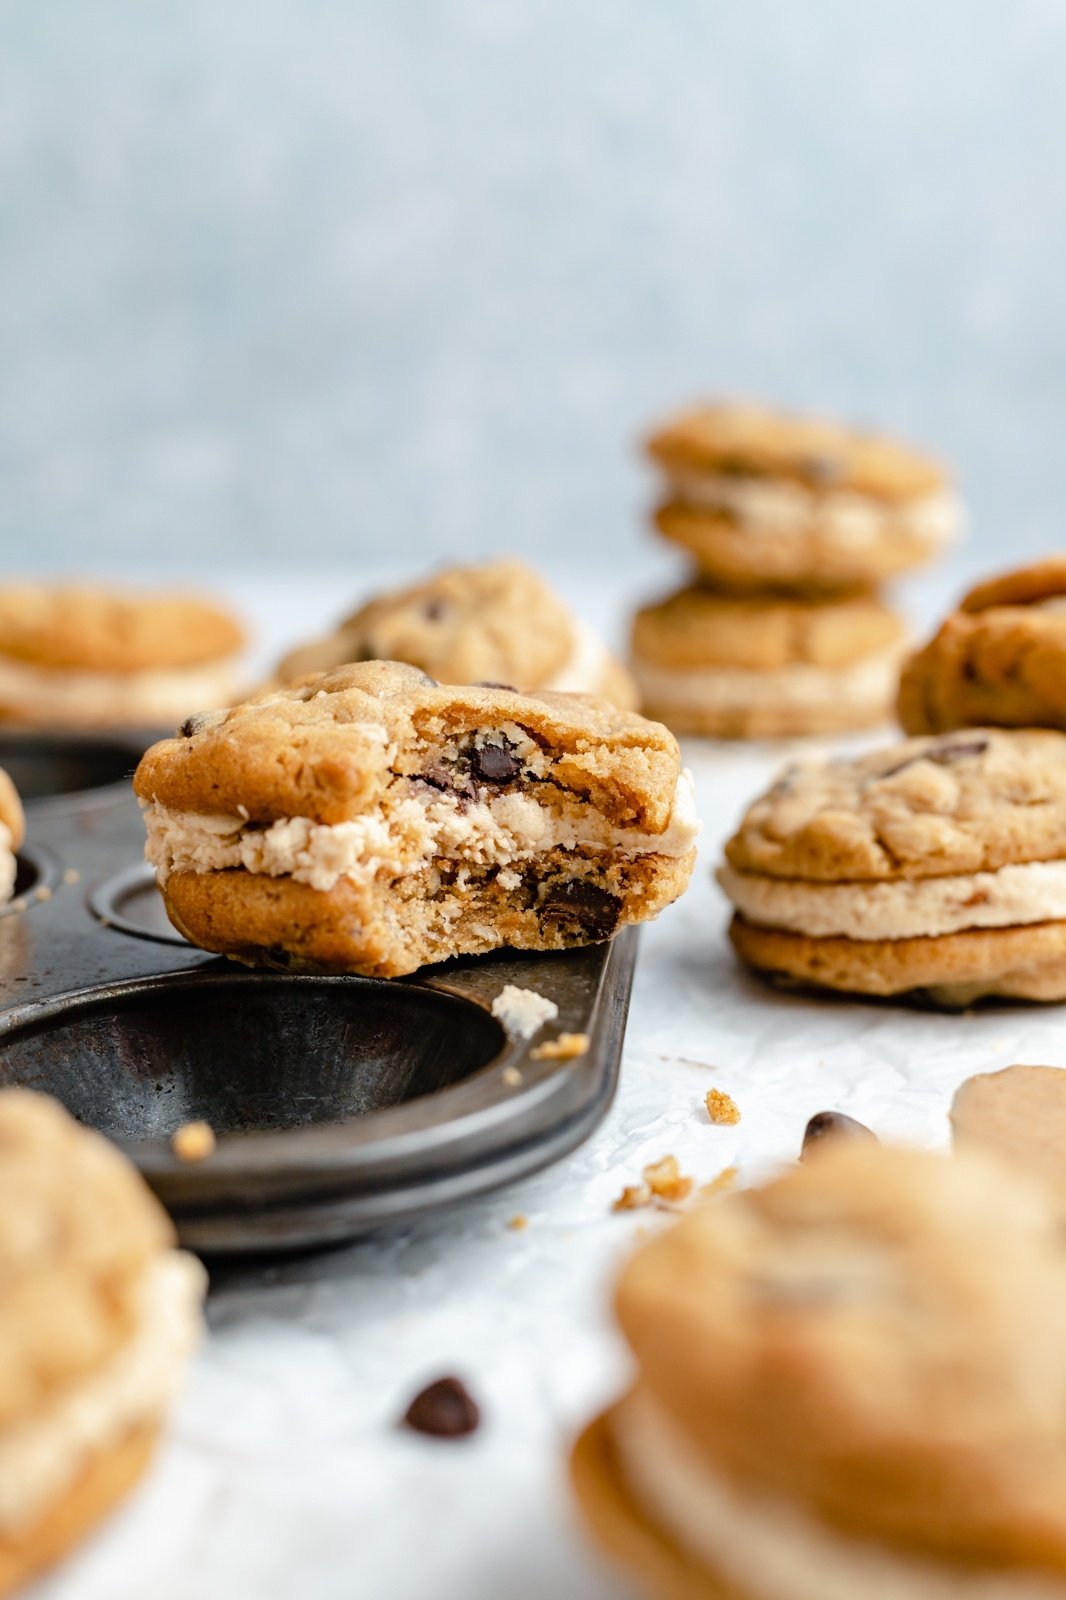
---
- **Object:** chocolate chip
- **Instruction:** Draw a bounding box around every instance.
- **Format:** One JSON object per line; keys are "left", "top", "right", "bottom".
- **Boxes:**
{"left": 880, "top": 735, "right": 989, "bottom": 780}
{"left": 471, "top": 741, "right": 520, "bottom": 783}
{"left": 541, "top": 879, "right": 621, "bottom": 942}
{"left": 419, "top": 763, "right": 477, "bottom": 801}
{"left": 800, "top": 453, "right": 844, "bottom": 487}
{"left": 178, "top": 712, "right": 211, "bottom": 737}
{"left": 800, "top": 1110, "right": 878, "bottom": 1161}
{"left": 474, "top": 681, "right": 519, "bottom": 693}
{"left": 401, "top": 1376, "right": 480, "bottom": 1438}
{"left": 423, "top": 601, "right": 446, "bottom": 622}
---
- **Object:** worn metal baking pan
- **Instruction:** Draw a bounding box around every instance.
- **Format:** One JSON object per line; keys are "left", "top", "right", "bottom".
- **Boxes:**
{"left": 0, "top": 770, "right": 635, "bottom": 1252}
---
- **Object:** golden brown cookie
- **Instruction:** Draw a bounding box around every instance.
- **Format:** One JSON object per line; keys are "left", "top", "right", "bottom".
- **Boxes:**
{"left": 719, "top": 728, "right": 1066, "bottom": 1003}
{"left": 899, "top": 556, "right": 1066, "bottom": 734}
{"left": 275, "top": 559, "right": 638, "bottom": 708}
{"left": 0, "top": 582, "right": 246, "bottom": 730}
{"left": 573, "top": 1142, "right": 1066, "bottom": 1597}
{"left": 951, "top": 1063, "right": 1066, "bottom": 1209}
{"left": 0, "top": 1090, "right": 204, "bottom": 1590}
{"left": 0, "top": 768, "right": 24, "bottom": 906}
{"left": 630, "top": 584, "right": 907, "bottom": 739}
{"left": 645, "top": 403, "right": 961, "bottom": 593}
{"left": 135, "top": 661, "right": 698, "bottom": 977}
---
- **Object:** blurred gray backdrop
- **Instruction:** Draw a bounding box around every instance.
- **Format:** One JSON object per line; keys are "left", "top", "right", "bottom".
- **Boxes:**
{"left": 0, "top": 0, "right": 1062, "bottom": 570}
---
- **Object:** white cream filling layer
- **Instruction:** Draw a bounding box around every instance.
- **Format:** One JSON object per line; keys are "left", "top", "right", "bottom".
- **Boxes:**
{"left": 0, "top": 655, "right": 241, "bottom": 728}
{"left": 667, "top": 471, "right": 963, "bottom": 549}
{"left": 614, "top": 1390, "right": 1063, "bottom": 1600}
{"left": 718, "top": 859, "right": 1066, "bottom": 942}
{"left": 0, "top": 822, "right": 14, "bottom": 903}
{"left": 143, "top": 770, "right": 700, "bottom": 891}
{"left": 0, "top": 1251, "right": 204, "bottom": 1533}
{"left": 633, "top": 644, "right": 903, "bottom": 716}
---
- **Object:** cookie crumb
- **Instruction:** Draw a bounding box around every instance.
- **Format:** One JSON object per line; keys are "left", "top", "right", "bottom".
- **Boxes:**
{"left": 501, "top": 1066, "right": 523, "bottom": 1088}
{"left": 62, "top": 868, "right": 81, "bottom": 886}
{"left": 8, "top": 898, "right": 26, "bottom": 914}
{"left": 491, "top": 984, "right": 559, "bottom": 1039}
{"left": 613, "top": 1181, "right": 652, "bottom": 1212}
{"left": 507, "top": 1214, "right": 528, "bottom": 1231}
{"left": 402, "top": 1376, "right": 480, "bottom": 1438}
{"left": 171, "top": 1120, "right": 216, "bottom": 1162}
{"left": 698, "top": 1165, "right": 738, "bottom": 1199}
{"left": 34, "top": 885, "right": 52, "bottom": 903}
{"left": 643, "top": 1154, "right": 694, "bottom": 1204}
{"left": 704, "top": 1088, "right": 740, "bottom": 1126}
{"left": 531, "top": 1032, "right": 590, "bottom": 1062}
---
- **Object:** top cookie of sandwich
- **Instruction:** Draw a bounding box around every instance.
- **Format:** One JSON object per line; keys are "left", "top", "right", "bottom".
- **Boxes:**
{"left": 725, "top": 728, "right": 1066, "bottom": 881}
{"left": 632, "top": 585, "right": 904, "bottom": 671}
{"left": 0, "top": 584, "right": 245, "bottom": 673}
{"left": 135, "top": 661, "right": 681, "bottom": 831}
{"left": 645, "top": 402, "right": 948, "bottom": 502}
{"left": 0, "top": 1089, "right": 175, "bottom": 1430}
{"left": 899, "top": 556, "right": 1066, "bottom": 735}
{"left": 616, "top": 1141, "right": 1066, "bottom": 1566}
{"left": 277, "top": 560, "right": 576, "bottom": 689}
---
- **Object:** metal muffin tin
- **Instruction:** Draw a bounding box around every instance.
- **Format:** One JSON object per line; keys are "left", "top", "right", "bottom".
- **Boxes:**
{"left": 0, "top": 732, "right": 636, "bottom": 1252}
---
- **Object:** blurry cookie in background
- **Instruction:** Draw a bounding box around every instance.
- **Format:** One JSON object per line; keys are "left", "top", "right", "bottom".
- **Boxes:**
{"left": 951, "top": 1063, "right": 1066, "bottom": 1214}
{"left": 274, "top": 559, "right": 638, "bottom": 709}
{"left": 718, "top": 728, "right": 1066, "bottom": 1004}
{"left": 572, "top": 1141, "right": 1066, "bottom": 1600}
{"left": 630, "top": 583, "right": 907, "bottom": 738}
{"left": 646, "top": 401, "right": 962, "bottom": 591}
{"left": 0, "top": 1090, "right": 203, "bottom": 1594}
{"left": 899, "top": 556, "right": 1066, "bottom": 734}
{"left": 0, "top": 584, "right": 246, "bottom": 730}
{"left": 0, "top": 770, "right": 23, "bottom": 904}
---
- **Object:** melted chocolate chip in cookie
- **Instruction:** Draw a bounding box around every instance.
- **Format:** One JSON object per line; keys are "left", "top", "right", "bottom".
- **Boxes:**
{"left": 880, "top": 735, "right": 989, "bottom": 781}
{"left": 470, "top": 739, "right": 520, "bottom": 784}
{"left": 541, "top": 879, "right": 621, "bottom": 942}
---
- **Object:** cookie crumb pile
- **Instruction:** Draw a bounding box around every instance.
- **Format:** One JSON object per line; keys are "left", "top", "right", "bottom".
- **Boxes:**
{"left": 630, "top": 402, "right": 962, "bottom": 738}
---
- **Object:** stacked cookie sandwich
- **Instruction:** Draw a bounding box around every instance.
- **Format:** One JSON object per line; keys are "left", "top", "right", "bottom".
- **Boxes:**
{"left": 631, "top": 402, "right": 962, "bottom": 737}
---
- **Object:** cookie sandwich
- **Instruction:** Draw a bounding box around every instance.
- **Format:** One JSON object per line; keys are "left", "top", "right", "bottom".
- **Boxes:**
{"left": 0, "top": 583, "right": 245, "bottom": 730}
{"left": 900, "top": 556, "right": 1066, "bottom": 735}
{"left": 647, "top": 401, "right": 962, "bottom": 592}
{"left": 135, "top": 661, "right": 698, "bottom": 977}
{"left": 573, "top": 1141, "right": 1066, "bottom": 1600}
{"left": 0, "top": 769, "right": 24, "bottom": 905}
{"left": 275, "top": 559, "right": 638, "bottom": 709}
{"left": 631, "top": 583, "right": 907, "bottom": 738}
{"left": 718, "top": 729, "right": 1066, "bottom": 1004}
{"left": 0, "top": 1090, "right": 203, "bottom": 1594}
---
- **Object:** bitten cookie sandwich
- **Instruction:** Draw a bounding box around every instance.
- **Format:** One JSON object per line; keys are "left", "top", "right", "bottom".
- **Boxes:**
{"left": 900, "top": 556, "right": 1066, "bottom": 735}
{"left": 275, "top": 559, "right": 638, "bottom": 709}
{"left": 718, "top": 729, "right": 1066, "bottom": 1004}
{"left": 0, "top": 1090, "right": 203, "bottom": 1594}
{"left": 0, "top": 769, "right": 24, "bottom": 905}
{"left": 0, "top": 583, "right": 245, "bottom": 730}
{"left": 572, "top": 1141, "right": 1066, "bottom": 1600}
{"left": 135, "top": 661, "right": 698, "bottom": 977}
{"left": 647, "top": 401, "right": 962, "bottom": 592}
{"left": 630, "top": 583, "right": 907, "bottom": 738}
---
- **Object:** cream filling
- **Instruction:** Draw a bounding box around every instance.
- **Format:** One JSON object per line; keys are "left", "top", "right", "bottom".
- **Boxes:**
{"left": 0, "top": 654, "right": 241, "bottom": 728}
{"left": 718, "top": 859, "right": 1066, "bottom": 942}
{"left": 0, "top": 1250, "right": 204, "bottom": 1533}
{"left": 614, "top": 1390, "right": 1063, "bottom": 1600}
{"left": 633, "top": 643, "right": 903, "bottom": 715}
{"left": 667, "top": 471, "right": 962, "bottom": 548}
{"left": 143, "top": 769, "right": 700, "bottom": 891}
{"left": 544, "top": 620, "right": 612, "bottom": 695}
{"left": 0, "top": 822, "right": 14, "bottom": 903}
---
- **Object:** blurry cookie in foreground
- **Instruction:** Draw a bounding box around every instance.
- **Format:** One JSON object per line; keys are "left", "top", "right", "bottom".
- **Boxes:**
{"left": 275, "top": 558, "right": 638, "bottom": 708}
{"left": 630, "top": 583, "right": 907, "bottom": 738}
{"left": 647, "top": 401, "right": 962, "bottom": 591}
{"left": 718, "top": 728, "right": 1066, "bottom": 1004}
{"left": 0, "top": 1090, "right": 204, "bottom": 1595}
{"left": 951, "top": 1063, "right": 1066, "bottom": 1213}
{"left": 135, "top": 661, "right": 698, "bottom": 978}
{"left": 0, "top": 583, "right": 245, "bottom": 730}
{"left": 0, "top": 769, "right": 24, "bottom": 904}
{"left": 900, "top": 556, "right": 1066, "bottom": 735}
{"left": 572, "top": 1142, "right": 1066, "bottom": 1600}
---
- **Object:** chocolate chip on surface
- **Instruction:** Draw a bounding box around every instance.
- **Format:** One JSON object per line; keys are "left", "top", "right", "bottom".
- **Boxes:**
{"left": 541, "top": 879, "right": 621, "bottom": 941}
{"left": 928, "top": 736, "right": 990, "bottom": 765}
{"left": 801, "top": 1110, "right": 878, "bottom": 1161}
{"left": 401, "top": 1376, "right": 480, "bottom": 1438}
{"left": 471, "top": 741, "right": 520, "bottom": 783}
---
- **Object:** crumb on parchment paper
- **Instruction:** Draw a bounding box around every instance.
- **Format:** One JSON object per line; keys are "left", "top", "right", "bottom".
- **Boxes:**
{"left": 171, "top": 1120, "right": 216, "bottom": 1162}
{"left": 491, "top": 984, "right": 559, "bottom": 1039}
{"left": 613, "top": 1154, "right": 695, "bottom": 1213}
{"left": 531, "top": 1032, "right": 590, "bottom": 1062}
{"left": 698, "top": 1166, "right": 738, "bottom": 1199}
{"left": 704, "top": 1088, "right": 741, "bottom": 1126}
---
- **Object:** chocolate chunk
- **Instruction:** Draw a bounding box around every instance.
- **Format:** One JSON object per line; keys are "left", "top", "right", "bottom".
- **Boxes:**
{"left": 800, "top": 1110, "right": 878, "bottom": 1161}
{"left": 402, "top": 1376, "right": 480, "bottom": 1438}
{"left": 419, "top": 763, "right": 477, "bottom": 801}
{"left": 800, "top": 453, "right": 844, "bottom": 487}
{"left": 471, "top": 740, "right": 520, "bottom": 783}
{"left": 178, "top": 712, "right": 211, "bottom": 738}
{"left": 541, "top": 879, "right": 622, "bottom": 942}
{"left": 474, "top": 681, "right": 519, "bottom": 693}
{"left": 422, "top": 600, "right": 446, "bottom": 622}
{"left": 880, "top": 735, "right": 989, "bottom": 780}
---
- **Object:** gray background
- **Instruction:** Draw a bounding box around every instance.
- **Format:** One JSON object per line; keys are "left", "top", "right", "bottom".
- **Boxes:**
{"left": 0, "top": 0, "right": 1061, "bottom": 572}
